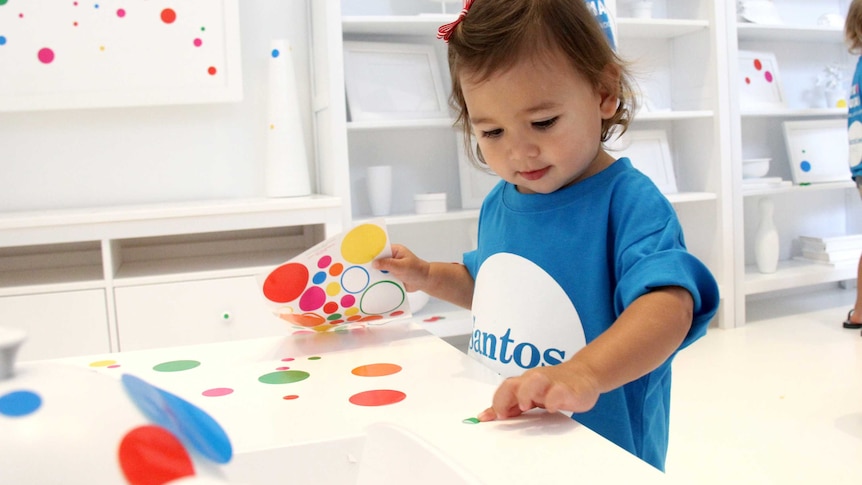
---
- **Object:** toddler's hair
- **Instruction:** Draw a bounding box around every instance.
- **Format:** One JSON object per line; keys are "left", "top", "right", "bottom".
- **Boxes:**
{"left": 847, "top": 0, "right": 862, "bottom": 54}
{"left": 445, "top": 0, "right": 637, "bottom": 165}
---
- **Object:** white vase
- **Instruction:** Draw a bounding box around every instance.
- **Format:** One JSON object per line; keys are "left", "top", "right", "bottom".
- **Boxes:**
{"left": 265, "top": 39, "right": 311, "bottom": 198}
{"left": 754, "top": 197, "right": 779, "bottom": 274}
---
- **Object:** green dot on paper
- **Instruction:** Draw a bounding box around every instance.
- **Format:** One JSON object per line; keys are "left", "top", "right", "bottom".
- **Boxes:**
{"left": 259, "top": 370, "right": 310, "bottom": 384}
{"left": 462, "top": 417, "right": 480, "bottom": 424}
{"left": 153, "top": 360, "right": 201, "bottom": 372}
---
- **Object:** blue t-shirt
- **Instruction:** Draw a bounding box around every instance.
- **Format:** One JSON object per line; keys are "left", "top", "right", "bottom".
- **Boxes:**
{"left": 848, "top": 57, "right": 862, "bottom": 179}
{"left": 463, "top": 158, "right": 719, "bottom": 471}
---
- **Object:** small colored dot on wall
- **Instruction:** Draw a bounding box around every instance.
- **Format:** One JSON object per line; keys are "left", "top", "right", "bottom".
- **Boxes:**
{"left": 116, "top": 8, "right": 125, "bottom": 18}
{"left": 207, "top": 66, "right": 217, "bottom": 75}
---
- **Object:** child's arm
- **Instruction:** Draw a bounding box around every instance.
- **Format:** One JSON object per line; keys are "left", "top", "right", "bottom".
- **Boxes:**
{"left": 477, "top": 286, "right": 693, "bottom": 420}
{"left": 373, "top": 243, "right": 475, "bottom": 309}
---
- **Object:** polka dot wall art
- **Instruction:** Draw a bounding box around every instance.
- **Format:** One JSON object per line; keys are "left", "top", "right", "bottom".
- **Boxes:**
{"left": 0, "top": 0, "right": 241, "bottom": 111}
{"left": 738, "top": 50, "right": 786, "bottom": 110}
{"left": 261, "top": 221, "right": 412, "bottom": 333}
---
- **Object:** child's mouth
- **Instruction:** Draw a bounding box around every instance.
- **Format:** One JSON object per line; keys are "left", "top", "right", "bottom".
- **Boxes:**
{"left": 520, "top": 167, "right": 549, "bottom": 181}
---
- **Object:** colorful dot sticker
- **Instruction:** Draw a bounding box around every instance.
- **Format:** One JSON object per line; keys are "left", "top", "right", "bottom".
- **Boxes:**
{"left": 202, "top": 388, "right": 233, "bottom": 397}
{"left": 258, "top": 370, "right": 310, "bottom": 384}
{"left": 0, "top": 390, "right": 42, "bottom": 417}
{"left": 153, "top": 360, "right": 201, "bottom": 372}
{"left": 118, "top": 425, "right": 195, "bottom": 485}
{"left": 462, "top": 417, "right": 480, "bottom": 424}
{"left": 351, "top": 363, "right": 402, "bottom": 377}
{"left": 348, "top": 389, "right": 406, "bottom": 407}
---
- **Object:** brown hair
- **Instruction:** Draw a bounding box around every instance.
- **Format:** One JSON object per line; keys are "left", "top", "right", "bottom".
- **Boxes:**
{"left": 445, "top": 0, "right": 637, "bottom": 165}
{"left": 847, "top": 0, "right": 862, "bottom": 54}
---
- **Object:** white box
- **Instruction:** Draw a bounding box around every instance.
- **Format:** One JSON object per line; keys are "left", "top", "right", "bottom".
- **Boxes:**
{"left": 414, "top": 193, "right": 447, "bottom": 214}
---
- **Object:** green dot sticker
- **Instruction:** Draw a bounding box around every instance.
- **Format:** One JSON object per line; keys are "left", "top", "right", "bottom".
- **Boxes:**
{"left": 258, "top": 370, "right": 310, "bottom": 384}
{"left": 153, "top": 360, "right": 201, "bottom": 372}
{"left": 462, "top": 417, "right": 480, "bottom": 424}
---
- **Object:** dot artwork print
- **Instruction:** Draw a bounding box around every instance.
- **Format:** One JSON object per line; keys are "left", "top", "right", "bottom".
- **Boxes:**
{"left": 261, "top": 222, "right": 411, "bottom": 333}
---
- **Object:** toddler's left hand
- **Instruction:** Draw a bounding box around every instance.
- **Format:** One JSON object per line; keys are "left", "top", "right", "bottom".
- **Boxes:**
{"left": 477, "top": 363, "right": 600, "bottom": 421}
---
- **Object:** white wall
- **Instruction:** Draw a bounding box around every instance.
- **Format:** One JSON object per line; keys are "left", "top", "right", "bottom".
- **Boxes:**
{"left": 0, "top": 0, "right": 313, "bottom": 213}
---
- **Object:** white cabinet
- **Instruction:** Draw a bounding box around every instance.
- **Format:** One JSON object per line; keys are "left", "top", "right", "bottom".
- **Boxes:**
{"left": 336, "top": 0, "right": 734, "bottom": 328}
{"left": 727, "top": 0, "right": 859, "bottom": 323}
{"left": 0, "top": 290, "right": 110, "bottom": 360}
{"left": 115, "top": 276, "right": 286, "bottom": 351}
{"left": 0, "top": 197, "right": 342, "bottom": 359}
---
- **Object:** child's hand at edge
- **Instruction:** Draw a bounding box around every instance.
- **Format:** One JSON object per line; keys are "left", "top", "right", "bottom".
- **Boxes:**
{"left": 477, "top": 359, "right": 601, "bottom": 421}
{"left": 373, "top": 243, "right": 431, "bottom": 293}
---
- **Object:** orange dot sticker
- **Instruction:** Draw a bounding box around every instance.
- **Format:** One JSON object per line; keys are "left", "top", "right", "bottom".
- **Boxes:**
{"left": 348, "top": 389, "right": 405, "bottom": 407}
{"left": 351, "top": 363, "right": 402, "bottom": 377}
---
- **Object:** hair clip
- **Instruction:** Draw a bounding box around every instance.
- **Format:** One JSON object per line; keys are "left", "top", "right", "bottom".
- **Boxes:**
{"left": 437, "top": 0, "right": 475, "bottom": 43}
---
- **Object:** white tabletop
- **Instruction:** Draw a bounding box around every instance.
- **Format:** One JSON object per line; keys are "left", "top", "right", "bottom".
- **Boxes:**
{"left": 52, "top": 321, "right": 672, "bottom": 484}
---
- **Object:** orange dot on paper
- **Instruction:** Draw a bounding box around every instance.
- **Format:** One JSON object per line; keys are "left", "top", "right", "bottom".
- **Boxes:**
{"left": 341, "top": 224, "right": 387, "bottom": 264}
{"left": 351, "top": 363, "right": 402, "bottom": 377}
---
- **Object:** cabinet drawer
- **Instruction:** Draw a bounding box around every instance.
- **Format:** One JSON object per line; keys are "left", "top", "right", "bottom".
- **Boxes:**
{"left": 0, "top": 290, "right": 110, "bottom": 361}
{"left": 114, "top": 276, "right": 287, "bottom": 351}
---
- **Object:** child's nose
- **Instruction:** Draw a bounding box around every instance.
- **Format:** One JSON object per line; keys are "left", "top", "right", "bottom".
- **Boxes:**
{"left": 507, "top": 132, "right": 540, "bottom": 160}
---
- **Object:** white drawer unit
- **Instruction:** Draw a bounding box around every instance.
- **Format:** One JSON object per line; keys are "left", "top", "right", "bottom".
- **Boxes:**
{"left": 0, "top": 290, "right": 110, "bottom": 361}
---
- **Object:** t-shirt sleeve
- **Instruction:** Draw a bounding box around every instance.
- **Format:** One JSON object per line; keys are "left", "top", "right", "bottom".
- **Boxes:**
{"left": 613, "top": 213, "right": 720, "bottom": 349}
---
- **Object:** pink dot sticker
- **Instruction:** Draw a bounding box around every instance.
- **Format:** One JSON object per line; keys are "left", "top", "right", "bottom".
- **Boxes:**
{"left": 37, "top": 47, "right": 54, "bottom": 64}
{"left": 202, "top": 388, "right": 233, "bottom": 397}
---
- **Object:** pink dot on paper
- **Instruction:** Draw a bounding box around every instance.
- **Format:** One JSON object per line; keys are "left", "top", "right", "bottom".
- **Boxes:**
{"left": 341, "top": 294, "right": 355, "bottom": 307}
{"left": 764, "top": 71, "right": 773, "bottom": 83}
{"left": 318, "top": 255, "right": 332, "bottom": 268}
{"left": 116, "top": 8, "right": 125, "bottom": 17}
{"left": 299, "top": 286, "right": 326, "bottom": 311}
{"left": 193, "top": 38, "right": 202, "bottom": 47}
{"left": 202, "top": 388, "right": 233, "bottom": 397}
{"left": 281, "top": 357, "right": 295, "bottom": 362}
{"left": 744, "top": 77, "right": 751, "bottom": 85}
{"left": 37, "top": 47, "right": 54, "bottom": 64}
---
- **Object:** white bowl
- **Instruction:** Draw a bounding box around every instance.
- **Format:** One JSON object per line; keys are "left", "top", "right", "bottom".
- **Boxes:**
{"left": 742, "top": 158, "right": 770, "bottom": 178}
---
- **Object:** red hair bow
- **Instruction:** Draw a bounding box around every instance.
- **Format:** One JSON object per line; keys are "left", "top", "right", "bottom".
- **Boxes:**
{"left": 437, "top": 0, "right": 475, "bottom": 43}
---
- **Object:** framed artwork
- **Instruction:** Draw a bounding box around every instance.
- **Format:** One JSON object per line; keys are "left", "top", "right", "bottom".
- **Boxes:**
{"left": 456, "top": 134, "right": 500, "bottom": 209}
{"left": 343, "top": 41, "right": 449, "bottom": 122}
{"left": 738, "top": 50, "right": 786, "bottom": 111}
{"left": 606, "top": 129, "right": 678, "bottom": 194}
{"left": 782, "top": 119, "right": 849, "bottom": 184}
{"left": 0, "top": 0, "right": 243, "bottom": 112}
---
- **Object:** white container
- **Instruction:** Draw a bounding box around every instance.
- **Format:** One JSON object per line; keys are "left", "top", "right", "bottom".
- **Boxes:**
{"left": 414, "top": 193, "right": 447, "bottom": 214}
{"left": 630, "top": 1, "right": 654, "bottom": 19}
{"left": 367, "top": 165, "right": 393, "bottom": 216}
{"left": 742, "top": 158, "right": 770, "bottom": 179}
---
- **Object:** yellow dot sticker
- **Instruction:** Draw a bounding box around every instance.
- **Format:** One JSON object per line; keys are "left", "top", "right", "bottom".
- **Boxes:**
{"left": 341, "top": 224, "right": 387, "bottom": 264}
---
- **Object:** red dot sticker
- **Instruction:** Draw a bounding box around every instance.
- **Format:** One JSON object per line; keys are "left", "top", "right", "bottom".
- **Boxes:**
{"left": 753, "top": 58, "right": 762, "bottom": 71}
{"left": 263, "top": 262, "right": 309, "bottom": 303}
{"left": 207, "top": 66, "right": 217, "bottom": 75}
{"left": 348, "top": 389, "right": 406, "bottom": 407}
{"left": 118, "top": 425, "right": 194, "bottom": 485}
{"left": 161, "top": 8, "right": 176, "bottom": 24}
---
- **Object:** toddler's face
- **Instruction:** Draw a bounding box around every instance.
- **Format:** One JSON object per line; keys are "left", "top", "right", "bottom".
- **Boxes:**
{"left": 462, "top": 49, "right": 618, "bottom": 194}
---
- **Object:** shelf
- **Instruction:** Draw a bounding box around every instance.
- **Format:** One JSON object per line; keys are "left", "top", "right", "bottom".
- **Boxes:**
{"left": 355, "top": 209, "right": 480, "bottom": 226}
{"left": 744, "top": 259, "right": 857, "bottom": 295}
{"left": 342, "top": 14, "right": 449, "bottom": 36}
{"left": 666, "top": 192, "right": 717, "bottom": 204}
{"left": 616, "top": 18, "right": 710, "bottom": 39}
{"left": 635, "top": 110, "right": 715, "bottom": 121}
{"left": 347, "top": 118, "right": 455, "bottom": 131}
{"left": 741, "top": 108, "right": 847, "bottom": 118}
{"left": 736, "top": 23, "right": 843, "bottom": 43}
{"left": 742, "top": 180, "right": 855, "bottom": 197}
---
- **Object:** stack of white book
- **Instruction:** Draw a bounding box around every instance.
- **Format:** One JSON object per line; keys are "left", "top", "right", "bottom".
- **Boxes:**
{"left": 796, "top": 234, "right": 862, "bottom": 266}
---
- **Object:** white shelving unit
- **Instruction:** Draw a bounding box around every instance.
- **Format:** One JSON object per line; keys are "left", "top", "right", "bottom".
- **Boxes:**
{"left": 726, "top": 0, "right": 859, "bottom": 323}
{"left": 336, "top": 0, "right": 734, "bottom": 328}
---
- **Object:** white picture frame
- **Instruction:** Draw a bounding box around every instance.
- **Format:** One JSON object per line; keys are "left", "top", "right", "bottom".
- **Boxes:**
{"left": 606, "top": 129, "right": 678, "bottom": 194}
{"left": 782, "top": 119, "right": 849, "bottom": 184}
{"left": 0, "top": 0, "right": 242, "bottom": 112}
{"left": 738, "top": 50, "right": 786, "bottom": 111}
{"left": 456, "top": 134, "right": 501, "bottom": 209}
{"left": 343, "top": 41, "right": 449, "bottom": 122}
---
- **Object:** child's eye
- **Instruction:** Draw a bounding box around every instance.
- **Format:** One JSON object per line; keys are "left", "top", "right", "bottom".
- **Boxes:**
{"left": 481, "top": 128, "right": 503, "bottom": 138}
{"left": 533, "top": 117, "right": 558, "bottom": 130}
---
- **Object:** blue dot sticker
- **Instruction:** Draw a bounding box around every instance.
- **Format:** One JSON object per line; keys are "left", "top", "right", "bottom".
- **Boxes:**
{"left": 0, "top": 36, "right": 7, "bottom": 46}
{"left": 271, "top": 48, "right": 280, "bottom": 58}
{"left": 800, "top": 160, "right": 812, "bottom": 172}
{"left": 313, "top": 271, "right": 327, "bottom": 285}
{"left": 0, "top": 390, "right": 43, "bottom": 417}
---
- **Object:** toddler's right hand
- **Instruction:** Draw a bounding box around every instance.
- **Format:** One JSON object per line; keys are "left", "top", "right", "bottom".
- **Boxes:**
{"left": 373, "top": 243, "right": 431, "bottom": 293}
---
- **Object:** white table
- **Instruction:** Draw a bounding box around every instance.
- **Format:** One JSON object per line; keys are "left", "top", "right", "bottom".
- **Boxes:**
{"left": 51, "top": 321, "right": 673, "bottom": 484}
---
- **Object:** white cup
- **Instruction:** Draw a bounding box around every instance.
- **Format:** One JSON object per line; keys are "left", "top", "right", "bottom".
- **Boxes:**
{"left": 366, "top": 165, "right": 393, "bottom": 216}
{"left": 631, "top": 1, "right": 653, "bottom": 19}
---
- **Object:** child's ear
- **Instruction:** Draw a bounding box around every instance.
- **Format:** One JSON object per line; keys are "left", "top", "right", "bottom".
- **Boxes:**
{"left": 598, "top": 63, "right": 622, "bottom": 119}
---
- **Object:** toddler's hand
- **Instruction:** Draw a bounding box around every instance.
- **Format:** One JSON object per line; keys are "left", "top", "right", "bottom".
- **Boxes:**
{"left": 373, "top": 243, "right": 430, "bottom": 293}
{"left": 477, "top": 364, "right": 600, "bottom": 422}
